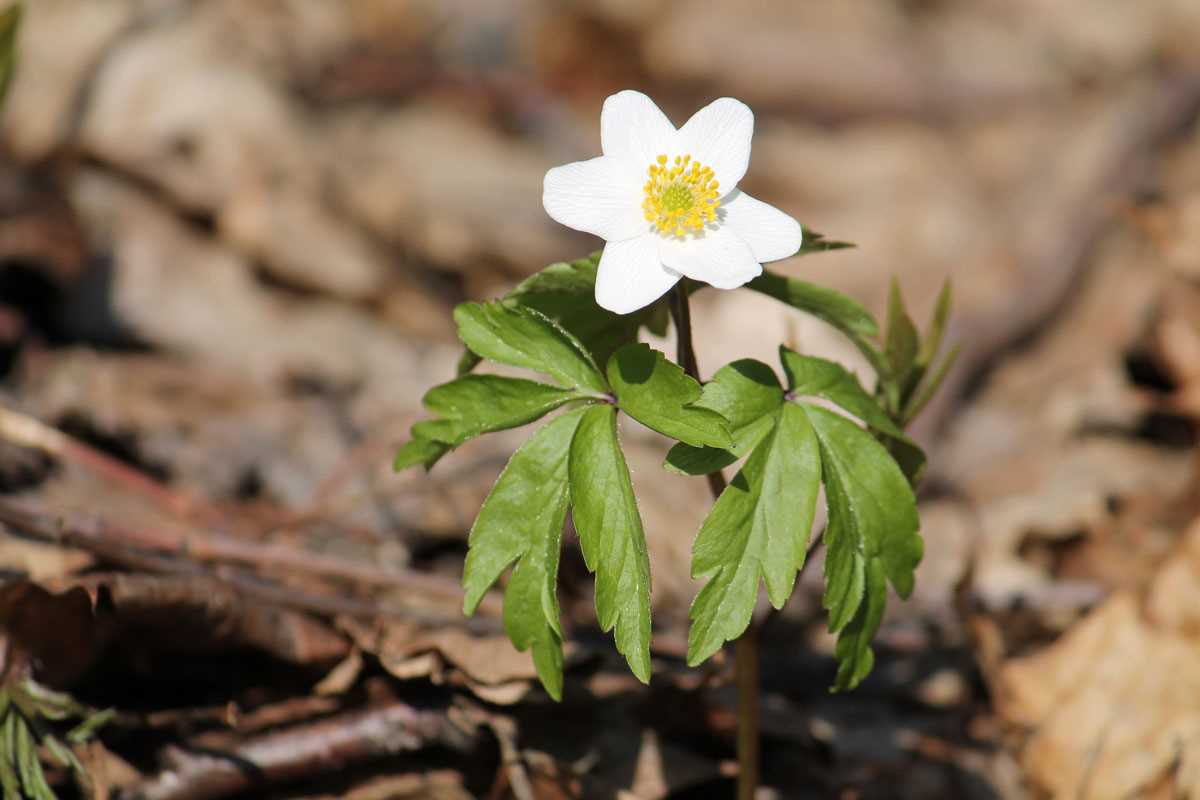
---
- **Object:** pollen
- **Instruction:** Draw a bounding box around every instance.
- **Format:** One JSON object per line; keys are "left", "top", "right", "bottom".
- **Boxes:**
{"left": 642, "top": 154, "right": 721, "bottom": 237}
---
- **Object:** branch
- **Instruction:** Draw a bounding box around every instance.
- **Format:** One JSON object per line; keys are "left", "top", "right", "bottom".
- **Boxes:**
{"left": 130, "top": 701, "right": 478, "bottom": 800}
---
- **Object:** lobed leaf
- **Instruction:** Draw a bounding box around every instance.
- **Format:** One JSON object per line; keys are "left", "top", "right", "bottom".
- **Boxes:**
{"left": 453, "top": 301, "right": 607, "bottom": 394}
{"left": 569, "top": 404, "right": 653, "bottom": 683}
{"left": 665, "top": 359, "right": 783, "bottom": 475}
{"left": 779, "top": 348, "right": 903, "bottom": 438}
{"left": 801, "top": 403, "right": 921, "bottom": 689}
{"left": 687, "top": 403, "right": 821, "bottom": 665}
{"left": 781, "top": 348, "right": 927, "bottom": 484}
{"left": 394, "top": 375, "right": 585, "bottom": 473}
{"left": 422, "top": 376, "right": 583, "bottom": 445}
{"left": 608, "top": 343, "right": 732, "bottom": 449}
{"left": 461, "top": 409, "right": 585, "bottom": 699}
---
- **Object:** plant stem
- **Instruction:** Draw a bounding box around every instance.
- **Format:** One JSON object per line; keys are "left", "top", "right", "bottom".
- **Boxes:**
{"left": 667, "top": 283, "right": 758, "bottom": 799}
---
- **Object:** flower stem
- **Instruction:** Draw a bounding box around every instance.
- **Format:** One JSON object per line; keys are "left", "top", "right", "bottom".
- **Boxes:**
{"left": 667, "top": 282, "right": 759, "bottom": 799}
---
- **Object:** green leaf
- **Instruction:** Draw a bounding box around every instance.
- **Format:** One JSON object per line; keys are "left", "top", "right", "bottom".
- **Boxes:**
{"left": 393, "top": 435, "right": 450, "bottom": 472}
{"left": 453, "top": 302, "right": 607, "bottom": 394}
{"left": 687, "top": 403, "right": 821, "bottom": 665}
{"left": 746, "top": 271, "right": 877, "bottom": 339}
{"left": 455, "top": 348, "right": 482, "bottom": 377}
{"left": 802, "top": 404, "right": 921, "bottom": 638}
{"left": 461, "top": 409, "right": 585, "bottom": 700}
{"left": 608, "top": 343, "right": 731, "bottom": 449}
{"left": 917, "top": 279, "right": 952, "bottom": 370}
{"left": 798, "top": 229, "right": 855, "bottom": 255}
{"left": 422, "top": 375, "right": 583, "bottom": 445}
{"left": 781, "top": 348, "right": 926, "bottom": 484}
{"left": 902, "top": 342, "right": 960, "bottom": 427}
{"left": 569, "top": 404, "right": 652, "bottom": 683}
{"left": 745, "top": 270, "right": 886, "bottom": 376}
{"left": 780, "top": 348, "right": 903, "bottom": 437}
{"left": 665, "top": 359, "right": 783, "bottom": 475}
{"left": 884, "top": 278, "right": 919, "bottom": 385}
{"left": 505, "top": 252, "right": 650, "bottom": 365}
{"left": 832, "top": 559, "right": 887, "bottom": 691}
{"left": 394, "top": 375, "right": 584, "bottom": 473}
{"left": 0, "top": 4, "right": 20, "bottom": 111}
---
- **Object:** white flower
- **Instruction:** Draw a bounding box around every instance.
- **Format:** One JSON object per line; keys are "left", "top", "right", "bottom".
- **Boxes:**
{"left": 543, "top": 90, "right": 803, "bottom": 315}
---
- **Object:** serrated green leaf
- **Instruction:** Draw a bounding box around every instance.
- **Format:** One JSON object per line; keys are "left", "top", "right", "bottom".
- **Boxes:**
{"left": 832, "top": 559, "right": 887, "bottom": 691}
{"left": 608, "top": 343, "right": 731, "bottom": 449}
{"left": 395, "top": 375, "right": 588, "bottom": 474}
{"left": 454, "top": 302, "right": 607, "bottom": 394}
{"left": 665, "top": 359, "right": 783, "bottom": 475}
{"left": 462, "top": 409, "right": 584, "bottom": 700}
{"left": 780, "top": 348, "right": 903, "bottom": 438}
{"left": 569, "top": 404, "right": 652, "bottom": 683}
{"left": 501, "top": 252, "right": 670, "bottom": 367}
{"left": 687, "top": 403, "right": 821, "bottom": 665}
{"left": 747, "top": 269, "right": 877, "bottom": 336}
{"left": 781, "top": 348, "right": 927, "bottom": 484}
{"left": 802, "top": 404, "right": 921, "bottom": 639}
{"left": 885, "top": 278, "right": 919, "bottom": 386}
{"left": 423, "top": 376, "right": 583, "bottom": 445}
{"left": 0, "top": 5, "right": 20, "bottom": 112}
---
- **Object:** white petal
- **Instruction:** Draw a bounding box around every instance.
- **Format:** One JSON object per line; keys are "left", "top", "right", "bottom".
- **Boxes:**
{"left": 721, "top": 190, "right": 803, "bottom": 263}
{"left": 659, "top": 227, "right": 761, "bottom": 290}
{"left": 543, "top": 155, "right": 645, "bottom": 242}
{"left": 676, "top": 97, "right": 754, "bottom": 191}
{"left": 601, "top": 90, "right": 677, "bottom": 172}
{"left": 596, "top": 235, "right": 681, "bottom": 314}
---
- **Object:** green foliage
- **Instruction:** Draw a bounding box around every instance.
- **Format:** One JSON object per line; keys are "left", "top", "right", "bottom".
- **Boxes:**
{"left": 454, "top": 302, "right": 607, "bottom": 394}
{"left": 803, "top": 404, "right": 921, "bottom": 690}
{"left": 688, "top": 403, "right": 820, "bottom": 664}
{"left": 665, "top": 359, "right": 783, "bottom": 476}
{"left": 569, "top": 405, "right": 654, "bottom": 682}
{"left": 462, "top": 410, "right": 584, "bottom": 699}
{"left": 684, "top": 347, "right": 924, "bottom": 683}
{"left": 0, "top": 679, "right": 110, "bottom": 800}
{"left": 396, "top": 247, "right": 953, "bottom": 699}
{"left": 506, "top": 252, "right": 669, "bottom": 365}
{"left": 798, "top": 229, "right": 855, "bottom": 255}
{"left": 608, "top": 343, "right": 731, "bottom": 449}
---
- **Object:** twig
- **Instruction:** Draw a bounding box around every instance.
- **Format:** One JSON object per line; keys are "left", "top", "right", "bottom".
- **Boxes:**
{"left": 127, "top": 701, "right": 478, "bottom": 800}
{"left": 0, "top": 498, "right": 500, "bottom": 617}
{"left": 0, "top": 500, "right": 503, "bottom": 627}
{"left": 0, "top": 405, "right": 208, "bottom": 522}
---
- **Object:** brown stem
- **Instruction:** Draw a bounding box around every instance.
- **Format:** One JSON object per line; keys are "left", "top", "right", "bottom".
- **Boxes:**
{"left": 667, "top": 283, "right": 758, "bottom": 799}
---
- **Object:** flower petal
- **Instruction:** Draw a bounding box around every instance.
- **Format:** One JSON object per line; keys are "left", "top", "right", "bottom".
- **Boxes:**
{"left": 601, "top": 90, "right": 677, "bottom": 172}
{"left": 543, "top": 155, "right": 646, "bottom": 242}
{"left": 659, "top": 226, "right": 761, "bottom": 290}
{"left": 596, "top": 235, "right": 681, "bottom": 314}
{"left": 721, "top": 190, "right": 802, "bottom": 263}
{"left": 676, "top": 97, "right": 753, "bottom": 191}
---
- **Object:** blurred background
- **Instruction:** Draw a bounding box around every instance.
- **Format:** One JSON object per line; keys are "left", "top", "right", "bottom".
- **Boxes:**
{"left": 2, "top": 1, "right": 1200, "bottom": 798}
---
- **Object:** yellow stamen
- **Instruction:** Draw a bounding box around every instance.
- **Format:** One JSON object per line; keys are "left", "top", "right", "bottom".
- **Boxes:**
{"left": 641, "top": 153, "right": 721, "bottom": 237}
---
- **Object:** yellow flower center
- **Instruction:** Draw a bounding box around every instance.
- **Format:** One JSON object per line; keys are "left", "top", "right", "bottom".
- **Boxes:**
{"left": 642, "top": 154, "right": 720, "bottom": 237}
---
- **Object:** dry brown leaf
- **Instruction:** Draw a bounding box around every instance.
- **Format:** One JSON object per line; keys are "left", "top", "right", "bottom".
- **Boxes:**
{"left": 998, "top": 519, "right": 1200, "bottom": 798}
